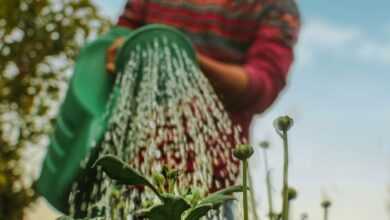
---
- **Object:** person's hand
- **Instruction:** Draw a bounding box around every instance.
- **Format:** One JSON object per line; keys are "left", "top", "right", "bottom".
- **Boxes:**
{"left": 195, "top": 51, "right": 250, "bottom": 111}
{"left": 106, "top": 37, "right": 125, "bottom": 74}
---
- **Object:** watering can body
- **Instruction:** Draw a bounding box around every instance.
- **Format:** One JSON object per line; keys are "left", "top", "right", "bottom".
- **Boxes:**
{"left": 37, "top": 24, "right": 196, "bottom": 213}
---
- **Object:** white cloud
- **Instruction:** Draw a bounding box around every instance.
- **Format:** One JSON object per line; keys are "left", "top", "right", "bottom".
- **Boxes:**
{"left": 296, "top": 18, "right": 390, "bottom": 66}
{"left": 356, "top": 40, "right": 390, "bottom": 64}
{"left": 301, "top": 19, "right": 361, "bottom": 48}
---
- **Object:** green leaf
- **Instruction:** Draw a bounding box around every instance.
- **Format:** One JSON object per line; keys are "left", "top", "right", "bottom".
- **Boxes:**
{"left": 184, "top": 194, "right": 236, "bottom": 220}
{"left": 184, "top": 203, "right": 214, "bottom": 220}
{"left": 56, "top": 216, "right": 95, "bottom": 220}
{"left": 197, "top": 185, "right": 245, "bottom": 206}
{"left": 57, "top": 217, "right": 75, "bottom": 220}
{"left": 212, "top": 185, "right": 246, "bottom": 196}
{"left": 143, "top": 195, "right": 191, "bottom": 220}
{"left": 198, "top": 194, "right": 236, "bottom": 207}
{"left": 94, "top": 155, "right": 161, "bottom": 199}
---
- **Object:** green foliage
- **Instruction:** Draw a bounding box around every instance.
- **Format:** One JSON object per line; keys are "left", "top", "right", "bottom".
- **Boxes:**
{"left": 183, "top": 185, "right": 244, "bottom": 220}
{"left": 143, "top": 196, "right": 191, "bottom": 220}
{"left": 0, "top": 0, "right": 110, "bottom": 219}
{"left": 94, "top": 155, "right": 162, "bottom": 199}
{"left": 184, "top": 203, "right": 216, "bottom": 220}
{"left": 94, "top": 155, "right": 245, "bottom": 220}
{"left": 57, "top": 216, "right": 77, "bottom": 220}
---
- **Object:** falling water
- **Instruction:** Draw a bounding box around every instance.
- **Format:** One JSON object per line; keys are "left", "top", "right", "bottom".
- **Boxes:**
{"left": 68, "top": 36, "right": 246, "bottom": 220}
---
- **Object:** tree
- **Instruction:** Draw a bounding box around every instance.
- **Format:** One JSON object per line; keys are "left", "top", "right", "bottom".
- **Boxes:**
{"left": 0, "top": 0, "right": 110, "bottom": 219}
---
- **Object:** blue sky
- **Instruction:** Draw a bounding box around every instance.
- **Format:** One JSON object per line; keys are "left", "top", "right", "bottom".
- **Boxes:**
{"left": 93, "top": 1, "right": 390, "bottom": 219}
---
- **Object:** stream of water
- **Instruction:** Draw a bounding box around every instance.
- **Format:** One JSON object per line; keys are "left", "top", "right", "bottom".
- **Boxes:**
{"left": 68, "top": 36, "right": 246, "bottom": 220}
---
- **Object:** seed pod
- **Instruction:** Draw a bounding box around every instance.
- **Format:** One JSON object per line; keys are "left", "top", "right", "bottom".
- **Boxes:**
{"left": 274, "top": 116, "right": 294, "bottom": 132}
{"left": 233, "top": 144, "right": 254, "bottom": 160}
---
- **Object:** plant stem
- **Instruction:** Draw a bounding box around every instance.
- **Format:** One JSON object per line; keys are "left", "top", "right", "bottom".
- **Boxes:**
{"left": 324, "top": 207, "right": 329, "bottom": 220}
{"left": 249, "top": 169, "right": 260, "bottom": 220}
{"left": 243, "top": 159, "right": 249, "bottom": 220}
{"left": 281, "top": 130, "right": 289, "bottom": 220}
{"left": 263, "top": 149, "right": 274, "bottom": 220}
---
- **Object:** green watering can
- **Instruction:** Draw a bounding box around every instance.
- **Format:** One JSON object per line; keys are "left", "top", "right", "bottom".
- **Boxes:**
{"left": 37, "top": 24, "right": 196, "bottom": 213}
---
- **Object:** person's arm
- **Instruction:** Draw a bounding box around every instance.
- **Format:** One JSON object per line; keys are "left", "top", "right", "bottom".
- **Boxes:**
{"left": 107, "top": 0, "right": 146, "bottom": 73}
{"left": 242, "top": 0, "right": 300, "bottom": 114}
{"left": 197, "top": 53, "right": 250, "bottom": 110}
{"left": 117, "top": 0, "right": 146, "bottom": 29}
{"left": 199, "top": 1, "right": 301, "bottom": 114}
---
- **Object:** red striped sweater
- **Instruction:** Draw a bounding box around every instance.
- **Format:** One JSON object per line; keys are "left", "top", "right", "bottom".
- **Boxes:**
{"left": 118, "top": 0, "right": 300, "bottom": 137}
{"left": 117, "top": 0, "right": 300, "bottom": 190}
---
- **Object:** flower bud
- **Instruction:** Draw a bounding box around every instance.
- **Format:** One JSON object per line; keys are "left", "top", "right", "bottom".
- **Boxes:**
{"left": 185, "top": 194, "right": 195, "bottom": 205}
{"left": 185, "top": 187, "right": 203, "bottom": 205}
{"left": 321, "top": 200, "right": 331, "bottom": 208}
{"left": 259, "top": 141, "right": 270, "bottom": 149}
{"left": 161, "top": 165, "right": 170, "bottom": 178}
{"left": 167, "top": 169, "right": 180, "bottom": 182}
{"left": 287, "top": 187, "right": 297, "bottom": 201}
{"left": 274, "top": 116, "right": 294, "bottom": 132}
{"left": 152, "top": 172, "right": 165, "bottom": 186}
{"left": 142, "top": 199, "right": 155, "bottom": 209}
{"left": 233, "top": 144, "right": 254, "bottom": 160}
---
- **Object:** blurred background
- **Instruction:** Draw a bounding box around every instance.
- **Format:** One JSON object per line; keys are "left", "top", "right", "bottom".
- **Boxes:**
{"left": 0, "top": 0, "right": 389, "bottom": 220}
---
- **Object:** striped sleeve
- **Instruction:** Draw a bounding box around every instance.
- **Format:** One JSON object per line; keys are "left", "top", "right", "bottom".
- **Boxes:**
{"left": 242, "top": 0, "right": 301, "bottom": 114}
{"left": 117, "top": 0, "right": 147, "bottom": 29}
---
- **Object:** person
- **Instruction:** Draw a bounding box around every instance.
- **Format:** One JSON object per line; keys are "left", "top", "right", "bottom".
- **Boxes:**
{"left": 108, "top": 0, "right": 300, "bottom": 137}
{"left": 106, "top": 0, "right": 300, "bottom": 218}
